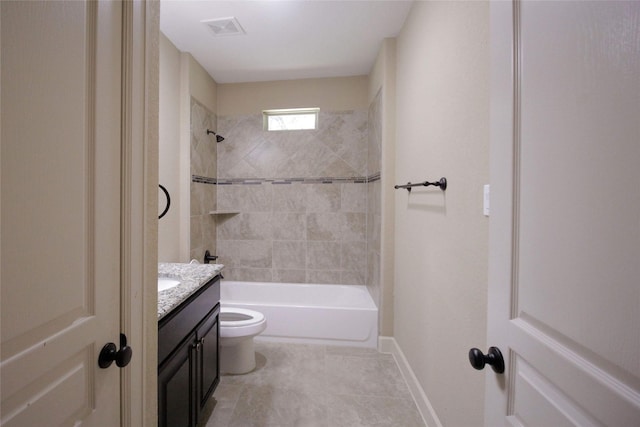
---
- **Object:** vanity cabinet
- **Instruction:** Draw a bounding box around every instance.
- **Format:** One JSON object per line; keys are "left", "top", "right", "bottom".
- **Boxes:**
{"left": 158, "top": 275, "right": 220, "bottom": 427}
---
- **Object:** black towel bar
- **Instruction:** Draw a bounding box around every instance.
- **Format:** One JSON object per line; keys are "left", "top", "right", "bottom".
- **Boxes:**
{"left": 394, "top": 177, "right": 447, "bottom": 192}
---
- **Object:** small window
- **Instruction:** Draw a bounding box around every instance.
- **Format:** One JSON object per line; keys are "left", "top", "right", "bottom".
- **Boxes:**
{"left": 263, "top": 108, "right": 319, "bottom": 131}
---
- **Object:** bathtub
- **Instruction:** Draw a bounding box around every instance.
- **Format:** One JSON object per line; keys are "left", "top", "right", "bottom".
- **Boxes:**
{"left": 220, "top": 280, "right": 378, "bottom": 348}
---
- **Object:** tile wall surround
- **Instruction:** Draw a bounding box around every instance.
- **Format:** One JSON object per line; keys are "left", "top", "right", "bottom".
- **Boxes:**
{"left": 217, "top": 110, "right": 368, "bottom": 180}
{"left": 190, "top": 98, "right": 218, "bottom": 262}
{"left": 215, "top": 109, "right": 382, "bottom": 286}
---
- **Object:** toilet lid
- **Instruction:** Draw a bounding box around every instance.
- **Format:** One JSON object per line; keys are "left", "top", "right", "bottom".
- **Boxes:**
{"left": 220, "top": 307, "right": 265, "bottom": 327}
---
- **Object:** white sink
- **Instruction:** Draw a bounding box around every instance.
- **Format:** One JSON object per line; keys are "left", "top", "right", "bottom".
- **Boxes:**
{"left": 158, "top": 277, "right": 180, "bottom": 292}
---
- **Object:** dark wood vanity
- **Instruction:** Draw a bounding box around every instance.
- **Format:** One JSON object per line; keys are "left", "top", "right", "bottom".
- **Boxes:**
{"left": 158, "top": 274, "right": 221, "bottom": 427}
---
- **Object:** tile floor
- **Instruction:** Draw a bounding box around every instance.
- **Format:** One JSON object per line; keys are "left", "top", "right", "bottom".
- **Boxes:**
{"left": 201, "top": 341, "right": 425, "bottom": 427}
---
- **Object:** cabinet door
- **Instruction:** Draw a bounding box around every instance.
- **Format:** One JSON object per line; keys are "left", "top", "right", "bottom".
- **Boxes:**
{"left": 197, "top": 306, "right": 220, "bottom": 411}
{"left": 158, "top": 333, "right": 197, "bottom": 427}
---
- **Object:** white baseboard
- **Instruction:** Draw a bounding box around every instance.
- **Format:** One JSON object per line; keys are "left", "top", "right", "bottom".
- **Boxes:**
{"left": 378, "top": 337, "right": 443, "bottom": 427}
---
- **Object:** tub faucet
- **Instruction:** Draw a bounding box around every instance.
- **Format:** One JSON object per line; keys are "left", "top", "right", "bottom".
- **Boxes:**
{"left": 204, "top": 250, "right": 218, "bottom": 264}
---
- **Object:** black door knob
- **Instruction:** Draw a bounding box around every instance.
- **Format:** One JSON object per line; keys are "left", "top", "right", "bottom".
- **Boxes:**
{"left": 469, "top": 346, "right": 505, "bottom": 374}
{"left": 99, "top": 333, "right": 133, "bottom": 369}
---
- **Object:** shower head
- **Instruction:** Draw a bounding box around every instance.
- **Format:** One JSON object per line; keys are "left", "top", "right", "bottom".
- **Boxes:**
{"left": 206, "top": 129, "right": 225, "bottom": 143}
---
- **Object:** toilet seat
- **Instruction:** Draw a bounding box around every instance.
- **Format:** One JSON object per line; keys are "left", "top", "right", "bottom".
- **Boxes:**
{"left": 220, "top": 307, "right": 265, "bottom": 327}
{"left": 219, "top": 307, "right": 267, "bottom": 339}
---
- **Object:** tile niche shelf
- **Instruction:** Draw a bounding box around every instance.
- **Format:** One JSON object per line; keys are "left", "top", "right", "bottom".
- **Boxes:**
{"left": 209, "top": 211, "right": 239, "bottom": 215}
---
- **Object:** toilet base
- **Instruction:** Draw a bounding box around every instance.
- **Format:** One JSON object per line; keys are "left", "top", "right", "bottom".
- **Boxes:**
{"left": 220, "top": 338, "right": 256, "bottom": 374}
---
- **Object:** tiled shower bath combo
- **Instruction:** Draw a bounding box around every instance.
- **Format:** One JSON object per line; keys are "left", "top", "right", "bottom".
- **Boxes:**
{"left": 190, "top": 91, "right": 382, "bottom": 300}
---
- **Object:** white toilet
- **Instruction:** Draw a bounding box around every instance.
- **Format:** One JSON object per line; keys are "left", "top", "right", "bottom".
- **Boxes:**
{"left": 219, "top": 307, "right": 267, "bottom": 374}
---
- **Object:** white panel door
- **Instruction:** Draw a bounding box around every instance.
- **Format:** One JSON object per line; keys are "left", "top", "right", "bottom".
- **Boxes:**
{"left": 487, "top": 1, "right": 640, "bottom": 426}
{"left": 1, "top": 1, "right": 122, "bottom": 425}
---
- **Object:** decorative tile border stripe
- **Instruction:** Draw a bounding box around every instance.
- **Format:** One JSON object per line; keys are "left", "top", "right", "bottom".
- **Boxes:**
{"left": 367, "top": 172, "right": 381, "bottom": 183}
{"left": 192, "top": 175, "right": 217, "bottom": 185}
{"left": 192, "top": 173, "right": 381, "bottom": 185}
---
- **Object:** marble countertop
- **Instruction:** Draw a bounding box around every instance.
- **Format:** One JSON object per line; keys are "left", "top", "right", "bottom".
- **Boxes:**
{"left": 158, "top": 262, "right": 224, "bottom": 320}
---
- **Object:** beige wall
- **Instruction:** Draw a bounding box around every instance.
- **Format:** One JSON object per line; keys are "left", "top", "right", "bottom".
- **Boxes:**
{"left": 159, "top": 33, "right": 218, "bottom": 262}
{"left": 188, "top": 54, "right": 217, "bottom": 115}
{"left": 394, "top": 2, "right": 490, "bottom": 426}
{"left": 217, "top": 76, "right": 368, "bottom": 116}
{"left": 158, "top": 33, "right": 183, "bottom": 262}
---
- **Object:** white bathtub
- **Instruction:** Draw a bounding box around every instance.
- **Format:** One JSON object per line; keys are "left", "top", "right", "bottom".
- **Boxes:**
{"left": 220, "top": 280, "right": 378, "bottom": 348}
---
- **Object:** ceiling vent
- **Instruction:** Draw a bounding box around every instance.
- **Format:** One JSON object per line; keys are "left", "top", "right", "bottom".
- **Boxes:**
{"left": 202, "top": 17, "right": 246, "bottom": 37}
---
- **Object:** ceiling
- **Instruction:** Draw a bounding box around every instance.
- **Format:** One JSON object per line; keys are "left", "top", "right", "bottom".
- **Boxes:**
{"left": 160, "top": 0, "right": 413, "bottom": 84}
